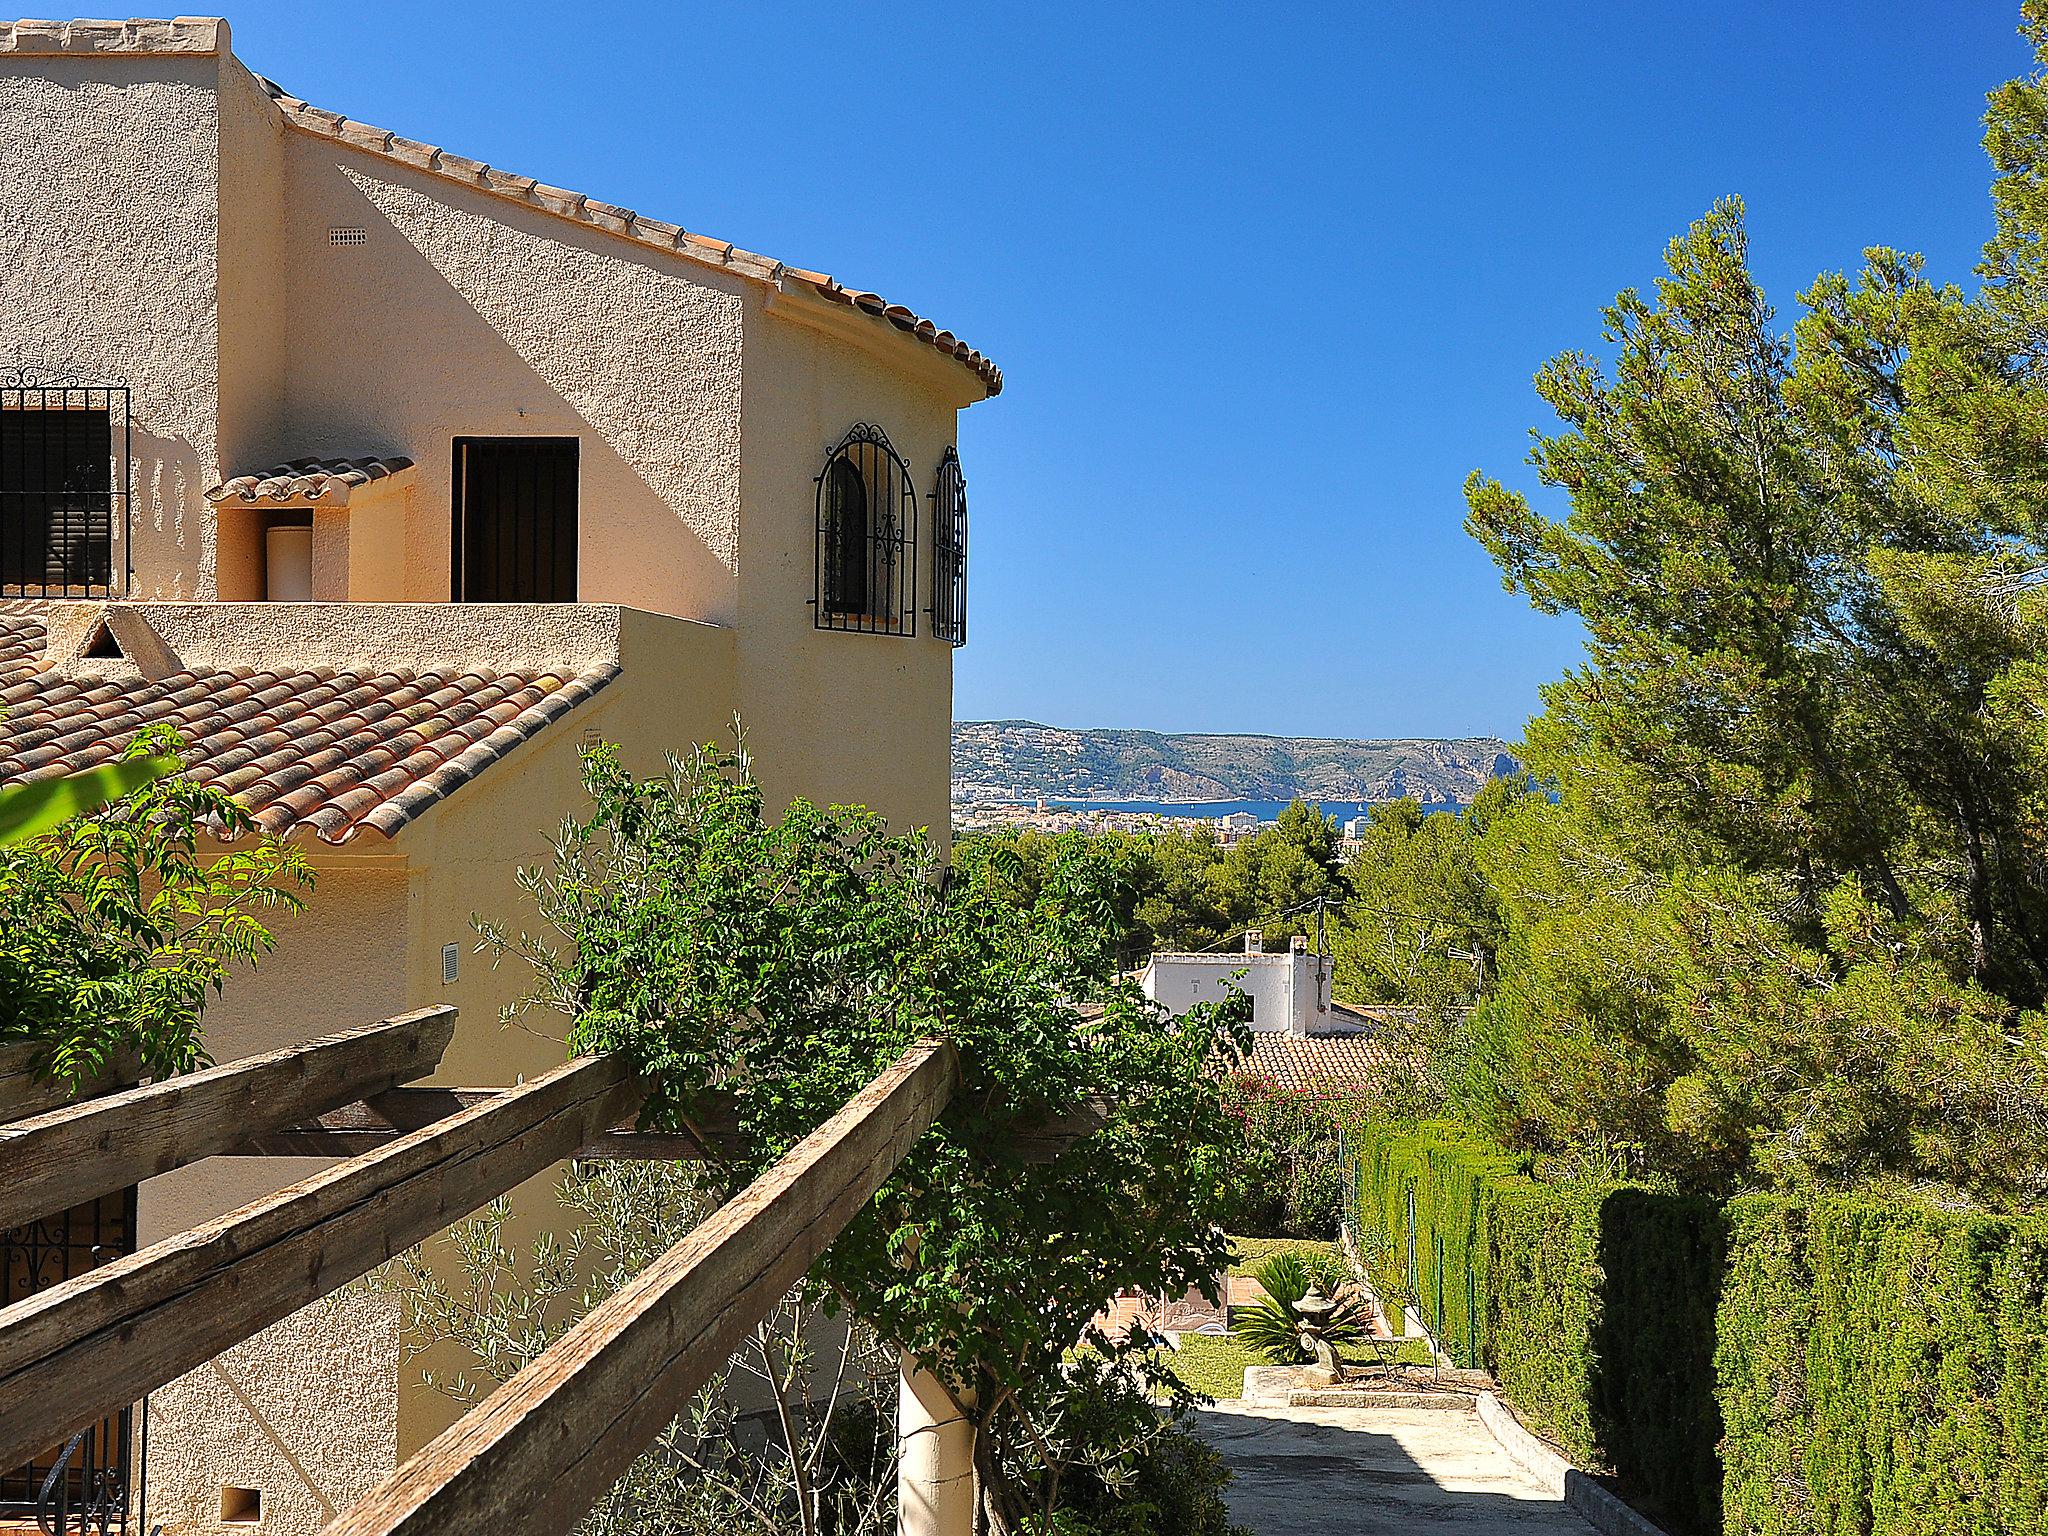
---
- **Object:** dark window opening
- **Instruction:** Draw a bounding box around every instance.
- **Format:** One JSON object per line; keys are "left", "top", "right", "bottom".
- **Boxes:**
{"left": 452, "top": 437, "right": 579, "bottom": 602}
{"left": 929, "top": 446, "right": 967, "bottom": 645}
{"left": 823, "top": 455, "right": 868, "bottom": 616}
{"left": 813, "top": 423, "right": 915, "bottom": 635}
{"left": 0, "top": 377, "right": 128, "bottom": 598}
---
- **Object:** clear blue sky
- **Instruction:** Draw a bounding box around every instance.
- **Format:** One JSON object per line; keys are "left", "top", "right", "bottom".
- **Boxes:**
{"left": 226, "top": 2, "right": 2033, "bottom": 741}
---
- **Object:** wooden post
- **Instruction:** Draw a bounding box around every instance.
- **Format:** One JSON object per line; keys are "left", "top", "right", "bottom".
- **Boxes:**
{"left": 897, "top": 1355, "right": 976, "bottom": 1536}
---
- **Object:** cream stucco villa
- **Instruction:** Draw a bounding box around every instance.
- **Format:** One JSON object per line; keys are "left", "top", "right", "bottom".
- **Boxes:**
{"left": 0, "top": 16, "right": 996, "bottom": 1533}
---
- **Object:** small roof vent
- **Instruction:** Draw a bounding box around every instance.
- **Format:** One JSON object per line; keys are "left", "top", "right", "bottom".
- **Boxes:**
{"left": 82, "top": 621, "right": 121, "bottom": 660}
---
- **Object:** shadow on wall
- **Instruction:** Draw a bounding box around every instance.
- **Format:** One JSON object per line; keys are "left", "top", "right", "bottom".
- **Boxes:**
{"left": 1196, "top": 1404, "right": 1590, "bottom": 1536}
{"left": 128, "top": 419, "right": 207, "bottom": 598}
{"left": 274, "top": 156, "right": 737, "bottom": 617}
{"left": 1589, "top": 1190, "right": 1726, "bottom": 1536}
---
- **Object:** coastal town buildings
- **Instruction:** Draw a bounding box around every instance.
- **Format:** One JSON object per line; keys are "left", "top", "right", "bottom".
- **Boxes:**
{"left": 0, "top": 16, "right": 993, "bottom": 1533}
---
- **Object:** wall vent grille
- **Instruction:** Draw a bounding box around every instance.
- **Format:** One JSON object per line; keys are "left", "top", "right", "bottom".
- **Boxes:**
{"left": 328, "top": 227, "right": 367, "bottom": 246}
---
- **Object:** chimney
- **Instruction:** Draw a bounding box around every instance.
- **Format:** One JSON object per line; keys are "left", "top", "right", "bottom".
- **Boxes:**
{"left": 1289, "top": 935, "right": 1308, "bottom": 953}
{"left": 1245, "top": 931, "right": 1260, "bottom": 955}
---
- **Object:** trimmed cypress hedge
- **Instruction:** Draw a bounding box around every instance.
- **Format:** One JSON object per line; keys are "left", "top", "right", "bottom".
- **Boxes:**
{"left": 1350, "top": 1125, "right": 2048, "bottom": 1536}
{"left": 1719, "top": 1195, "right": 2048, "bottom": 1536}
{"left": 1348, "top": 1123, "right": 1722, "bottom": 1536}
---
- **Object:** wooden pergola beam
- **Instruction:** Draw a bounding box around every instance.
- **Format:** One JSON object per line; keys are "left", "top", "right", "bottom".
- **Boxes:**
{"left": 322, "top": 1040, "right": 961, "bottom": 1536}
{"left": 0, "top": 1039, "right": 139, "bottom": 1125}
{"left": 0, "top": 1008, "right": 458, "bottom": 1232}
{"left": 229, "top": 1084, "right": 739, "bottom": 1161}
{"left": 233, "top": 1086, "right": 1108, "bottom": 1164}
{"left": 0, "top": 1050, "right": 643, "bottom": 1473}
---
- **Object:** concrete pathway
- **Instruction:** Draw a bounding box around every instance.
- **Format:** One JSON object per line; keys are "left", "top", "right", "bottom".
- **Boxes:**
{"left": 1196, "top": 1402, "right": 1597, "bottom": 1535}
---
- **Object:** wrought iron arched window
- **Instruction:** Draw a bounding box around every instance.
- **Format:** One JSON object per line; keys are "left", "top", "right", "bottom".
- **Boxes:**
{"left": 929, "top": 446, "right": 967, "bottom": 645}
{"left": 814, "top": 423, "right": 916, "bottom": 634}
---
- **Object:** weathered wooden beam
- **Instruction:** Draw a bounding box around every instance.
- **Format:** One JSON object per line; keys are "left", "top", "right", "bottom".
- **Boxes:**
{"left": 0, "top": 1051, "right": 643, "bottom": 1474}
{"left": 0, "top": 1040, "right": 139, "bottom": 1125}
{"left": 322, "top": 1040, "right": 961, "bottom": 1536}
{"left": 230, "top": 1085, "right": 738, "bottom": 1161}
{"left": 0, "top": 1009, "right": 459, "bottom": 1231}
{"left": 236, "top": 1086, "right": 1109, "bottom": 1164}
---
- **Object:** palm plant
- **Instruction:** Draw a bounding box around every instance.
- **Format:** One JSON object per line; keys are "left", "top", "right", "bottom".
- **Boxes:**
{"left": 1236, "top": 1251, "right": 1368, "bottom": 1366}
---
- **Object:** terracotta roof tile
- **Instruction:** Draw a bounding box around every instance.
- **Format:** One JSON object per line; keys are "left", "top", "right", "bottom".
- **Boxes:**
{"left": 253, "top": 77, "right": 1002, "bottom": 397}
{"left": 0, "top": 617, "right": 49, "bottom": 683}
{"left": 207, "top": 456, "right": 415, "bottom": 505}
{"left": 1218, "top": 1029, "right": 1395, "bottom": 1093}
{"left": 0, "top": 660, "right": 616, "bottom": 844}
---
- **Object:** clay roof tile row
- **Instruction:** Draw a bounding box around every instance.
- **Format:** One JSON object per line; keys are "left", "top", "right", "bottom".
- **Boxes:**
{"left": 206, "top": 456, "right": 415, "bottom": 505}
{"left": 0, "top": 660, "right": 617, "bottom": 844}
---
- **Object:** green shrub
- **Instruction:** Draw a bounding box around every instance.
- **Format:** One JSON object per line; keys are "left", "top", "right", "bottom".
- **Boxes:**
{"left": 1235, "top": 1251, "right": 1367, "bottom": 1365}
{"left": 1718, "top": 1196, "right": 2048, "bottom": 1536}
{"left": 1348, "top": 1121, "right": 1723, "bottom": 1536}
{"left": 1218, "top": 1074, "right": 1363, "bottom": 1237}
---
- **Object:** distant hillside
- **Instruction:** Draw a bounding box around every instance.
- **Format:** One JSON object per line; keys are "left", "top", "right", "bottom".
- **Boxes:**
{"left": 953, "top": 721, "right": 1519, "bottom": 806}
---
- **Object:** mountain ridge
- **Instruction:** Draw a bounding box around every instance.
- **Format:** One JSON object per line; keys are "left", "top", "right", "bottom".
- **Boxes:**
{"left": 953, "top": 720, "right": 1519, "bottom": 806}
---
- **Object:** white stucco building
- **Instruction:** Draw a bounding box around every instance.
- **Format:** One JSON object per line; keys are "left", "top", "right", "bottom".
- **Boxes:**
{"left": 1141, "top": 933, "right": 1335, "bottom": 1036}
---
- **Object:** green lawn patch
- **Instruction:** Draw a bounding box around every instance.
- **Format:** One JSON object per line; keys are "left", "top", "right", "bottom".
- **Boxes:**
{"left": 1226, "top": 1235, "right": 1341, "bottom": 1276}
{"left": 1167, "top": 1330, "right": 1437, "bottom": 1400}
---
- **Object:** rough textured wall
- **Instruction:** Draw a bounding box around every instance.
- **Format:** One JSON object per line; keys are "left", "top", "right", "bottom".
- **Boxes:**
{"left": 146, "top": 1293, "right": 399, "bottom": 1536}
{"left": 0, "top": 51, "right": 224, "bottom": 596}
{"left": 212, "top": 57, "right": 289, "bottom": 600}
{"left": 737, "top": 294, "right": 963, "bottom": 843}
{"left": 139, "top": 863, "right": 410, "bottom": 1536}
{"left": 277, "top": 132, "right": 745, "bottom": 617}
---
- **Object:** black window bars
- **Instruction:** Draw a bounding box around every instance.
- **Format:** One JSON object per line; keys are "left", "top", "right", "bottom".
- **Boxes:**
{"left": 0, "top": 370, "right": 130, "bottom": 599}
{"left": 929, "top": 446, "right": 967, "bottom": 646}
{"left": 814, "top": 422, "right": 917, "bottom": 635}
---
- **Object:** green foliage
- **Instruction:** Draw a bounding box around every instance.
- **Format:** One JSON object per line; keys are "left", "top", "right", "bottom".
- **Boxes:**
{"left": 485, "top": 743, "right": 1251, "bottom": 1529}
{"left": 1234, "top": 1250, "right": 1366, "bottom": 1365}
{"left": 954, "top": 800, "right": 1347, "bottom": 964}
{"left": 1448, "top": 58, "right": 2048, "bottom": 1197}
{"left": 1718, "top": 1194, "right": 2048, "bottom": 1536}
{"left": 0, "top": 729, "right": 310, "bottom": 1085}
{"left": 989, "top": 1353, "right": 1248, "bottom": 1536}
{"left": 1216, "top": 1075, "right": 1367, "bottom": 1238}
{"left": 1349, "top": 1121, "right": 1724, "bottom": 1536}
{"left": 0, "top": 756, "right": 176, "bottom": 846}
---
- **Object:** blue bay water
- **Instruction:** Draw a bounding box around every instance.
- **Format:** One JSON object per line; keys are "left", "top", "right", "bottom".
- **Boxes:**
{"left": 1046, "top": 798, "right": 1457, "bottom": 823}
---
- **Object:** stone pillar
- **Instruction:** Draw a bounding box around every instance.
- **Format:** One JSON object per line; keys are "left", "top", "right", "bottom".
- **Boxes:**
{"left": 897, "top": 1354, "right": 976, "bottom": 1536}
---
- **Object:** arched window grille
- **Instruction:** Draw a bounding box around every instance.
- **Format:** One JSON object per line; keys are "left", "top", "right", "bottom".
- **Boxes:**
{"left": 929, "top": 446, "right": 967, "bottom": 645}
{"left": 814, "top": 423, "right": 916, "bottom": 635}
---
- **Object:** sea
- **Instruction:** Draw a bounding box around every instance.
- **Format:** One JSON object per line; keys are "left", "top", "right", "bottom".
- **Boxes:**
{"left": 1045, "top": 798, "right": 1457, "bottom": 823}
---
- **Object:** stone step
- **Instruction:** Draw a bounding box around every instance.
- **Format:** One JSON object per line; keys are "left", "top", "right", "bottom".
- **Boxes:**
{"left": 1287, "top": 1387, "right": 1478, "bottom": 1410}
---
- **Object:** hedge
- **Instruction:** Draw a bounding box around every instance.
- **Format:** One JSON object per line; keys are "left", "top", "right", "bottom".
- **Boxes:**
{"left": 1719, "top": 1195, "right": 2048, "bottom": 1536}
{"left": 1350, "top": 1124, "right": 2048, "bottom": 1536}
{"left": 1347, "top": 1123, "right": 1722, "bottom": 1536}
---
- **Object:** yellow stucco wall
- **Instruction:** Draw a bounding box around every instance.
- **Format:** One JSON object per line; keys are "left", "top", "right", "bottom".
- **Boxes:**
{"left": 4, "top": 23, "right": 986, "bottom": 1530}
{"left": 139, "top": 859, "right": 410, "bottom": 1536}
{"left": 267, "top": 97, "right": 747, "bottom": 620}
{"left": 735, "top": 289, "right": 963, "bottom": 844}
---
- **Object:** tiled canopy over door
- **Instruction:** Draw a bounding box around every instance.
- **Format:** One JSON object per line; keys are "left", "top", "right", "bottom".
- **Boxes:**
{"left": 452, "top": 437, "right": 579, "bottom": 602}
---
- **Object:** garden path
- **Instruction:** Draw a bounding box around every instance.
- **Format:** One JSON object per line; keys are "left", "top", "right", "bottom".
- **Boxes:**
{"left": 1196, "top": 1402, "right": 1597, "bottom": 1535}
